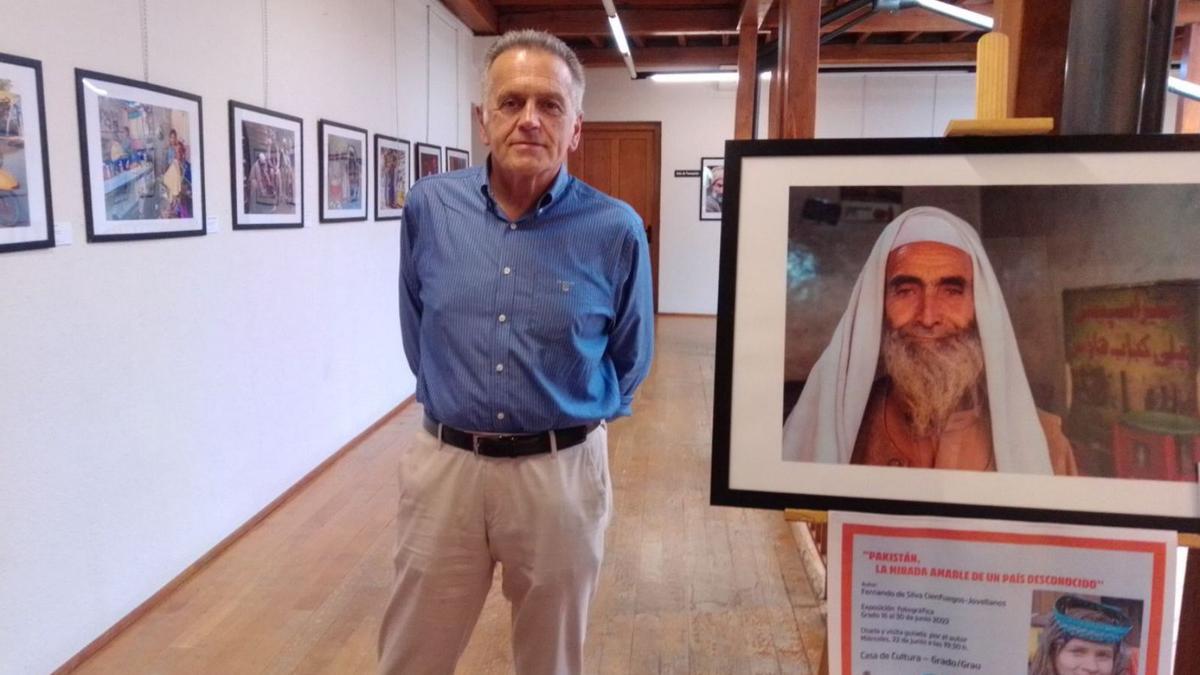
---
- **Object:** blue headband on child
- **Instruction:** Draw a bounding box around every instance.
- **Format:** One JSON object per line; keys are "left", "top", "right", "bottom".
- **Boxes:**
{"left": 1051, "top": 596, "right": 1132, "bottom": 644}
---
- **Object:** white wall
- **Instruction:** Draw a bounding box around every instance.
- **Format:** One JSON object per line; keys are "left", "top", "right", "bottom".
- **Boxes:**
{"left": 581, "top": 68, "right": 977, "bottom": 314}
{"left": 0, "top": 1, "right": 475, "bottom": 673}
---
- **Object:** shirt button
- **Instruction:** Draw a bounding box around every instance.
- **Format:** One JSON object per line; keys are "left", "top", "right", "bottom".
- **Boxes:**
{"left": 496, "top": 412, "right": 506, "bottom": 420}
{"left": 498, "top": 314, "right": 507, "bottom": 323}
{"left": 503, "top": 266, "right": 512, "bottom": 275}
{"left": 495, "top": 363, "right": 505, "bottom": 372}
{"left": 509, "top": 223, "right": 517, "bottom": 230}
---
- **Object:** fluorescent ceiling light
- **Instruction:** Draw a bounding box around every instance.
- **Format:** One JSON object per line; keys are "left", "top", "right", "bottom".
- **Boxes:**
{"left": 608, "top": 14, "right": 631, "bottom": 55}
{"left": 649, "top": 72, "right": 740, "bottom": 83}
{"left": 911, "top": 0, "right": 994, "bottom": 30}
{"left": 1168, "top": 75, "right": 1200, "bottom": 102}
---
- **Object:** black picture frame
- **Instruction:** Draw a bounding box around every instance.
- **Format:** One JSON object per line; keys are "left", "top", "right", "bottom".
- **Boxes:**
{"left": 711, "top": 133, "right": 1200, "bottom": 534}
{"left": 75, "top": 68, "right": 206, "bottom": 242}
{"left": 228, "top": 100, "right": 304, "bottom": 230}
{"left": 415, "top": 142, "right": 441, "bottom": 181}
{"left": 444, "top": 146, "right": 470, "bottom": 172}
{"left": 0, "top": 51, "right": 54, "bottom": 253}
{"left": 317, "top": 119, "right": 368, "bottom": 223}
{"left": 374, "top": 134, "right": 410, "bottom": 221}
{"left": 699, "top": 156, "right": 723, "bottom": 221}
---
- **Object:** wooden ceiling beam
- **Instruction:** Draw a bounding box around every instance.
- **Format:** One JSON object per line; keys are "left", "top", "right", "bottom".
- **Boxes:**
{"left": 574, "top": 42, "right": 977, "bottom": 70}
{"left": 737, "top": 0, "right": 776, "bottom": 30}
{"left": 499, "top": 8, "right": 741, "bottom": 35}
{"left": 1178, "top": 0, "right": 1200, "bottom": 25}
{"left": 817, "top": 8, "right": 993, "bottom": 34}
{"left": 440, "top": 0, "right": 499, "bottom": 34}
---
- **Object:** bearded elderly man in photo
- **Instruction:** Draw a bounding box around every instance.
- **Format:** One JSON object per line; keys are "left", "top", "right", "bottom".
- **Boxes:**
{"left": 782, "top": 206, "right": 1078, "bottom": 474}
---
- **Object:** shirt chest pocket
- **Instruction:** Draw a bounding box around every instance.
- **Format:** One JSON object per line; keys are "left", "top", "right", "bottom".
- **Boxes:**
{"left": 525, "top": 277, "right": 613, "bottom": 342}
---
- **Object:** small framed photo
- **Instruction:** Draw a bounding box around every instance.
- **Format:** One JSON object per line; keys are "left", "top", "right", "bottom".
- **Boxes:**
{"left": 318, "top": 119, "right": 367, "bottom": 223}
{"left": 700, "top": 156, "right": 723, "bottom": 221}
{"left": 229, "top": 101, "right": 303, "bottom": 229}
{"left": 374, "top": 134, "right": 409, "bottom": 221}
{"left": 75, "top": 69, "right": 205, "bottom": 242}
{"left": 0, "top": 51, "right": 54, "bottom": 253}
{"left": 415, "top": 142, "right": 441, "bottom": 180}
{"left": 445, "top": 146, "right": 470, "bottom": 172}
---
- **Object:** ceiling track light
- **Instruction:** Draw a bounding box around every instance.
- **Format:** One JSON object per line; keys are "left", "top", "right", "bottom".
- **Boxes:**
{"left": 877, "top": 0, "right": 994, "bottom": 31}
{"left": 1169, "top": 76, "right": 1200, "bottom": 102}
{"left": 601, "top": 0, "right": 637, "bottom": 78}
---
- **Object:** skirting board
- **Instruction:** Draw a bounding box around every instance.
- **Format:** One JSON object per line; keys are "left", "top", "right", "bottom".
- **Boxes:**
{"left": 53, "top": 394, "right": 416, "bottom": 673}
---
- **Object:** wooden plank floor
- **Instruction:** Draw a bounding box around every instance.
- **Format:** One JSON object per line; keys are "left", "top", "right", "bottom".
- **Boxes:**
{"left": 71, "top": 316, "right": 826, "bottom": 674}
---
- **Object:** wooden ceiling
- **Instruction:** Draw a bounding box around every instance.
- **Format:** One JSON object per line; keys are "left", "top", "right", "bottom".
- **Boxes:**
{"left": 441, "top": 0, "right": 1200, "bottom": 72}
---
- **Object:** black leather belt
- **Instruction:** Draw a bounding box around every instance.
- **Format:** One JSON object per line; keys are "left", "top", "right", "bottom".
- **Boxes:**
{"left": 423, "top": 415, "right": 600, "bottom": 458}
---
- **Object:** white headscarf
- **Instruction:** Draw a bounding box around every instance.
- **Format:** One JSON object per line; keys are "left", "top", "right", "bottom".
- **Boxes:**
{"left": 781, "top": 206, "right": 1053, "bottom": 474}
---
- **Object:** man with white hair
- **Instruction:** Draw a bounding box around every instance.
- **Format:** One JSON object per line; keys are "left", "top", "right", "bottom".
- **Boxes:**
{"left": 782, "top": 206, "right": 1076, "bottom": 474}
{"left": 378, "top": 29, "right": 654, "bottom": 675}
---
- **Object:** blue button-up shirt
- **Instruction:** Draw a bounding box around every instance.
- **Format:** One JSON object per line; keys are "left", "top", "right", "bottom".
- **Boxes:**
{"left": 399, "top": 163, "right": 654, "bottom": 433}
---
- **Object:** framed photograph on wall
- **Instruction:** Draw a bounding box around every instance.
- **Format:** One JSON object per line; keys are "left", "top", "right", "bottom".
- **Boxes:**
{"left": 415, "top": 142, "right": 441, "bottom": 181}
{"left": 375, "top": 134, "right": 409, "bottom": 221}
{"left": 699, "top": 156, "right": 724, "bottom": 221}
{"left": 318, "top": 119, "right": 367, "bottom": 223}
{"left": 711, "top": 134, "right": 1200, "bottom": 533}
{"left": 75, "top": 69, "right": 205, "bottom": 242}
{"left": 229, "top": 101, "right": 303, "bottom": 229}
{"left": 445, "top": 146, "right": 470, "bottom": 172}
{"left": 0, "top": 51, "right": 54, "bottom": 253}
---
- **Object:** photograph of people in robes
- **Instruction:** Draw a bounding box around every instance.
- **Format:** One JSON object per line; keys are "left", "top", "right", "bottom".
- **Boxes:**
{"left": 781, "top": 184, "right": 1200, "bottom": 481}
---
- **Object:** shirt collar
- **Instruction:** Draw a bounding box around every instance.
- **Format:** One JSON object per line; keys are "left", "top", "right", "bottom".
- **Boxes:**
{"left": 478, "top": 156, "right": 572, "bottom": 218}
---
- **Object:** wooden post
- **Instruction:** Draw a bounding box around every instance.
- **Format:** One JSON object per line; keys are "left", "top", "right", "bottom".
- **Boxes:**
{"left": 994, "top": 0, "right": 1071, "bottom": 124}
{"left": 775, "top": 0, "right": 819, "bottom": 139}
{"left": 734, "top": 1, "right": 764, "bottom": 139}
{"left": 1178, "top": 24, "right": 1200, "bottom": 133}
{"left": 1176, "top": 550, "right": 1200, "bottom": 673}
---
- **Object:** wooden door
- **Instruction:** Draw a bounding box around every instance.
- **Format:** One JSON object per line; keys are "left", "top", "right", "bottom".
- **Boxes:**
{"left": 568, "top": 122, "right": 661, "bottom": 311}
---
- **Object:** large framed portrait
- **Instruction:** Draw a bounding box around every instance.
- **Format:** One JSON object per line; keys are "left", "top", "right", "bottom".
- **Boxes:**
{"left": 445, "top": 146, "right": 470, "bottom": 172}
{"left": 415, "top": 142, "right": 441, "bottom": 180}
{"left": 712, "top": 134, "right": 1200, "bottom": 533}
{"left": 700, "top": 156, "right": 723, "bottom": 221}
{"left": 317, "top": 119, "right": 367, "bottom": 223}
{"left": 229, "top": 101, "right": 303, "bottom": 229}
{"left": 0, "top": 52, "right": 54, "bottom": 253}
{"left": 76, "top": 69, "right": 205, "bottom": 242}
{"left": 374, "top": 134, "right": 409, "bottom": 221}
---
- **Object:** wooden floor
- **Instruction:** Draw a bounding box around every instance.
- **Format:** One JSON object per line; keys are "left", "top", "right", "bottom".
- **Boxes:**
{"left": 71, "top": 316, "right": 826, "bottom": 674}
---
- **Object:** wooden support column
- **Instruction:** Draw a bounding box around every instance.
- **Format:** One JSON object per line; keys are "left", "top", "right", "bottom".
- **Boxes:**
{"left": 1176, "top": 551, "right": 1200, "bottom": 674}
{"left": 994, "top": 0, "right": 1071, "bottom": 125}
{"left": 775, "top": 0, "right": 820, "bottom": 139}
{"left": 1178, "top": 24, "right": 1200, "bottom": 133}
{"left": 734, "top": 1, "right": 764, "bottom": 139}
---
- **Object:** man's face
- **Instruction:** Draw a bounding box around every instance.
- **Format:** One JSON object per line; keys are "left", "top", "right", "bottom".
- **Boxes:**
{"left": 478, "top": 48, "right": 582, "bottom": 182}
{"left": 1054, "top": 638, "right": 1116, "bottom": 675}
{"left": 884, "top": 241, "right": 975, "bottom": 338}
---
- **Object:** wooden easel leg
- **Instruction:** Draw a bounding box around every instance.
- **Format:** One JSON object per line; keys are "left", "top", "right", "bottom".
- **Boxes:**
{"left": 1175, "top": 550, "right": 1199, "bottom": 674}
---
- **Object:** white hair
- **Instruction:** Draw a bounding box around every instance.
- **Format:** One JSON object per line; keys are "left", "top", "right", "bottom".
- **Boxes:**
{"left": 481, "top": 29, "right": 585, "bottom": 112}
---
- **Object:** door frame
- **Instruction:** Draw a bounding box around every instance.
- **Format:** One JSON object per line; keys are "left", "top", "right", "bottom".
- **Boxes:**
{"left": 574, "top": 121, "right": 662, "bottom": 312}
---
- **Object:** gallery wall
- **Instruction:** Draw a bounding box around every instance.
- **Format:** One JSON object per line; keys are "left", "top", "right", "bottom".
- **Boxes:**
{"left": 580, "top": 69, "right": 978, "bottom": 315}
{"left": 0, "top": 1, "right": 477, "bottom": 672}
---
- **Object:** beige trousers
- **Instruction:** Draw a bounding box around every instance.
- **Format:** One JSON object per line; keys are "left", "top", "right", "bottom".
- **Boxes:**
{"left": 377, "top": 423, "right": 612, "bottom": 675}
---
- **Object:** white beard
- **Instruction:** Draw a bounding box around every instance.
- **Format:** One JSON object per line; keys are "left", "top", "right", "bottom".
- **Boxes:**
{"left": 882, "top": 326, "right": 985, "bottom": 438}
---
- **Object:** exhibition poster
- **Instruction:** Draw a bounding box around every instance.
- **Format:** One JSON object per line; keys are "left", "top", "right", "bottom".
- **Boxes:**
{"left": 827, "top": 511, "right": 1177, "bottom": 675}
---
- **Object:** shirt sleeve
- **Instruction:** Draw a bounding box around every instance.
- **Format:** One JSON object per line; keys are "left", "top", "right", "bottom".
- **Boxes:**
{"left": 398, "top": 188, "right": 424, "bottom": 377}
{"left": 607, "top": 220, "right": 655, "bottom": 416}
